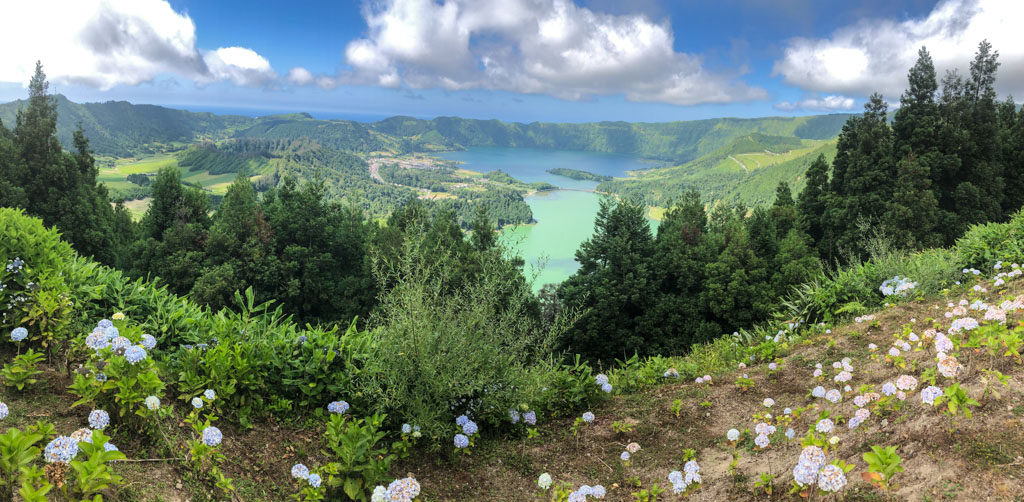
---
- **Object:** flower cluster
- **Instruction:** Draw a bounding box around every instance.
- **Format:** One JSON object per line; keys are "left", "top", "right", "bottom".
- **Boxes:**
{"left": 44, "top": 436, "right": 79, "bottom": 463}
{"left": 879, "top": 276, "right": 917, "bottom": 297}
{"left": 372, "top": 477, "right": 421, "bottom": 502}
{"left": 327, "top": 400, "right": 349, "bottom": 414}
{"left": 88, "top": 409, "right": 110, "bottom": 430}
{"left": 668, "top": 461, "right": 701, "bottom": 493}
{"left": 201, "top": 426, "right": 223, "bottom": 447}
{"left": 595, "top": 373, "right": 613, "bottom": 393}
{"left": 792, "top": 445, "right": 826, "bottom": 487}
{"left": 10, "top": 326, "right": 27, "bottom": 342}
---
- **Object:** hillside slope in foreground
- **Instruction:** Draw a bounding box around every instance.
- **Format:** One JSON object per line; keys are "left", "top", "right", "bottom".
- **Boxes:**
{"left": 6, "top": 270, "right": 1024, "bottom": 501}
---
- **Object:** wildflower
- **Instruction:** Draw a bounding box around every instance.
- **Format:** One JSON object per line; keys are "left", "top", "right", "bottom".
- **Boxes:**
{"left": 327, "top": 401, "right": 349, "bottom": 414}
{"left": 816, "top": 419, "right": 833, "bottom": 434}
{"left": 601, "top": 383, "right": 613, "bottom": 393}
{"left": 88, "top": 410, "right": 110, "bottom": 430}
{"left": 454, "top": 434, "right": 469, "bottom": 449}
{"left": 595, "top": 374, "right": 609, "bottom": 385}
{"left": 582, "top": 412, "right": 595, "bottom": 423}
{"left": 626, "top": 442, "right": 641, "bottom": 454}
{"left": 112, "top": 312, "right": 125, "bottom": 321}
{"left": 812, "top": 386, "right": 826, "bottom": 398}
{"left": 825, "top": 389, "right": 842, "bottom": 403}
{"left": 937, "top": 356, "right": 962, "bottom": 378}
{"left": 755, "top": 433, "right": 770, "bottom": 449}
{"left": 387, "top": 477, "right": 420, "bottom": 500}
{"left": 45, "top": 436, "right": 79, "bottom": 464}
{"left": 10, "top": 327, "right": 27, "bottom": 342}
{"left": 727, "top": 429, "right": 740, "bottom": 441}
{"left": 145, "top": 396, "right": 160, "bottom": 410}
{"left": 308, "top": 473, "right": 321, "bottom": 488}
{"left": 896, "top": 375, "right": 918, "bottom": 391}
{"left": 537, "top": 473, "right": 552, "bottom": 490}
{"left": 462, "top": 420, "right": 478, "bottom": 436}
{"left": 818, "top": 464, "right": 848, "bottom": 492}
{"left": 523, "top": 411, "right": 537, "bottom": 425}
{"left": 291, "top": 463, "right": 310, "bottom": 479}
{"left": 620, "top": 451, "right": 630, "bottom": 461}
{"left": 124, "top": 345, "right": 147, "bottom": 364}
{"left": 508, "top": 409, "right": 520, "bottom": 424}
{"left": 921, "top": 385, "right": 942, "bottom": 405}
{"left": 86, "top": 331, "right": 109, "bottom": 351}
{"left": 763, "top": 398, "right": 775, "bottom": 408}
{"left": 140, "top": 334, "right": 157, "bottom": 350}
{"left": 0, "top": 402, "right": 7, "bottom": 420}
{"left": 201, "top": 427, "right": 223, "bottom": 447}
{"left": 371, "top": 486, "right": 388, "bottom": 502}
{"left": 111, "top": 336, "right": 130, "bottom": 351}
{"left": 882, "top": 382, "right": 897, "bottom": 396}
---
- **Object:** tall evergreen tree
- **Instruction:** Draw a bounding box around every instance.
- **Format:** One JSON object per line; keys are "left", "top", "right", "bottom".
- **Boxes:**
{"left": 796, "top": 154, "right": 829, "bottom": 253}
{"left": 823, "top": 94, "right": 896, "bottom": 260}
{"left": 644, "top": 190, "right": 718, "bottom": 351}
{"left": 559, "top": 197, "right": 657, "bottom": 361}
{"left": 883, "top": 153, "right": 940, "bottom": 249}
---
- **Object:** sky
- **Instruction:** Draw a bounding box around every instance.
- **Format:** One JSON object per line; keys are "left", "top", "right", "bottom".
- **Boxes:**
{"left": 0, "top": 0, "right": 1021, "bottom": 123}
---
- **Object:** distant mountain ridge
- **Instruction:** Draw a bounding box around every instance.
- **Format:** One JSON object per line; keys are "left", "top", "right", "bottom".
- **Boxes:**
{"left": 0, "top": 95, "right": 853, "bottom": 163}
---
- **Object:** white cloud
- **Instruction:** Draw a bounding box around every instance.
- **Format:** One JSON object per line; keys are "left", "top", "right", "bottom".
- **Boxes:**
{"left": 286, "top": 67, "right": 315, "bottom": 86}
{"left": 309, "top": 0, "right": 765, "bottom": 106}
{"left": 773, "top": 0, "right": 1024, "bottom": 99}
{"left": 0, "top": 0, "right": 276, "bottom": 89}
{"left": 775, "top": 94, "right": 857, "bottom": 112}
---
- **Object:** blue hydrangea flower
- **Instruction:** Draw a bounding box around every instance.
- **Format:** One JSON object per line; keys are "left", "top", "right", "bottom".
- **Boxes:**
{"left": 97, "top": 319, "right": 113, "bottom": 329}
{"left": 327, "top": 401, "right": 349, "bottom": 414}
{"left": 86, "top": 331, "right": 109, "bottom": 351}
{"left": 88, "top": 409, "right": 110, "bottom": 430}
{"left": 204, "top": 389, "right": 216, "bottom": 400}
{"left": 95, "top": 372, "right": 107, "bottom": 382}
{"left": 44, "top": 436, "right": 79, "bottom": 463}
{"left": 582, "top": 411, "right": 595, "bottom": 423}
{"left": 455, "top": 414, "right": 470, "bottom": 426}
{"left": 191, "top": 397, "right": 204, "bottom": 409}
{"left": 523, "top": 411, "right": 537, "bottom": 425}
{"left": 145, "top": 396, "right": 160, "bottom": 410}
{"left": 592, "top": 485, "right": 606, "bottom": 498}
{"left": 140, "top": 334, "right": 157, "bottom": 350}
{"left": 124, "top": 345, "right": 147, "bottom": 364}
{"left": 508, "top": 409, "right": 520, "bottom": 424}
{"left": 0, "top": 402, "right": 7, "bottom": 420}
{"left": 308, "top": 473, "right": 321, "bottom": 488}
{"left": 601, "top": 383, "right": 613, "bottom": 393}
{"left": 291, "top": 463, "right": 310, "bottom": 479}
{"left": 104, "top": 442, "right": 119, "bottom": 452}
{"left": 202, "top": 427, "right": 223, "bottom": 447}
{"left": 620, "top": 451, "right": 630, "bottom": 461}
{"left": 110, "top": 336, "right": 130, "bottom": 351}
{"left": 462, "top": 420, "right": 478, "bottom": 436}
{"left": 401, "top": 423, "right": 412, "bottom": 434}
{"left": 454, "top": 434, "right": 469, "bottom": 449}
{"left": 105, "top": 327, "right": 120, "bottom": 341}
{"left": 10, "top": 327, "right": 27, "bottom": 342}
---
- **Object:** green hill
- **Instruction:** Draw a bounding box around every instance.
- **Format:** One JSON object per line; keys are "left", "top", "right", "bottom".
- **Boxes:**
{"left": 0, "top": 94, "right": 252, "bottom": 157}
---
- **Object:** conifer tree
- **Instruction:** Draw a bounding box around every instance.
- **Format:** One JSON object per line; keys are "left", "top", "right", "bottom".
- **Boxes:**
{"left": 796, "top": 154, "right": 829, "bottom": 253}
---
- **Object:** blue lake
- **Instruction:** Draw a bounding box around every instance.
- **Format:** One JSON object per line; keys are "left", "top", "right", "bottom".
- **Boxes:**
{"left": 436, "top": 147, "right": 660, "bottom": 288}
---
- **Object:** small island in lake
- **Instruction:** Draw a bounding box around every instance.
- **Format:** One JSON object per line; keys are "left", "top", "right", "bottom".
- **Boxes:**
{"left": 546, "top": 168, "right": 613, "bottom": 182}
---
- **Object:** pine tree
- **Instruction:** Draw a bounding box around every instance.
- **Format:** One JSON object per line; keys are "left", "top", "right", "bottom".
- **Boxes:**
{"left": 882, "top": 153, "right": 940, "bottom": 249}
{"left": 558, "top": 197, "right": 657, "bottom": 361}
{"left": 770, "top": 181, "right": 798, "bottom": 237}
{"left": 469, "top": 205, "right": 497, "bottom": 252}
{"left": 644, "top": 190, "right": 718, "bottom": 351}
{"left": 796, "top": 154, "right": 829, "bottom": 252}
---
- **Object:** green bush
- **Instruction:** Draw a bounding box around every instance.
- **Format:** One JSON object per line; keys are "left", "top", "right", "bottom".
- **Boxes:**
{"left": 954, "top": 209, "right": 1024, "bottom": 269}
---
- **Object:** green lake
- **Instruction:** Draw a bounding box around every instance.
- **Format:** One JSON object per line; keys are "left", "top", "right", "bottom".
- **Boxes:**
{"left": 436, "top": 147, "right": 659, "bottom": 288}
